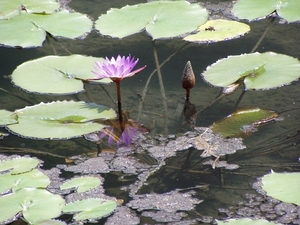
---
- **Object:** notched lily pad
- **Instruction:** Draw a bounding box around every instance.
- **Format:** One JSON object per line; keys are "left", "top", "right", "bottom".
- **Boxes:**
{"left": 6, "top": 100, "right": 116, "bottom": 140}
{"left": 62, "top": 198, "right": 117, "bottom": 221}
{"left": 11, "top": 55, "right": 111, "bottom": 95}
{"left": 261, "top": 171, "right": 300, "bottom": 206}
{"left": 0, "top": 110, "right": 17, "bottom": 126}
{"left": 0, "top": 156, "right": 40, "bottom": 174}
{"left": 60, "top": 176, "right": 101, "bottom": 193}
{"left": 184, "top": 19, "right": 250, "bottom": 43}
{"left": 211, "top": 108, "right": 278, "bottom": 137}
{"left": 95, "top": 1, "right": 208, "bottom": 39}
{"left": 202, "top": 52, "right": 300, "bottom": 90}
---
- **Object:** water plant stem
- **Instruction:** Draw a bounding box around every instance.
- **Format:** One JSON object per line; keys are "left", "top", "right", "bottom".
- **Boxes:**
{"left": 115, "top": 81, "right": 125, "bottom": 132}
{"left": 152, "top": 41, "right": 169, "bottom": 134}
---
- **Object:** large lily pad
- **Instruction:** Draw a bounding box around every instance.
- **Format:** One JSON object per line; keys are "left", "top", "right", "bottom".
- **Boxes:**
{"left": 63, "top": 198, "right": 117, "bottom": 221}
{"left": 0, "top": 157, "right": 40, "bottom": 174}
{"left": 11, "top": 55, "right": 111, "bottom": 95}
{"left": 212, "top": 108, "right": 278, "bottom": 137}
{"left": 261, "top": 171, "right": 300, "bottom": 206}
{"left": 202, "top": 52, "right": 300, "bottom": 90}
{"left": 0, "top": 169, "right": 50, "bottom": 193}
{"left": 95, "top": 1, "right": 208, "bottom": 39}
{"left": 232, "top": 0, "right": 300, "bottom": 23}
{"left": 6, "top": 101, "right": 116, "bottom": 140}
{"left": 184, "top": 19, "right": 250, "bottom": 43}
{"left": 0, "top": 188, "right": 65, "bottom": 224}
{"left": 0, "top": 10, "right": 92, "bottom": 48}
{"left": 0, "top": 110, "right": 17, "bottom": 126}
{"left": 0, "top": 0, "right": 60, "bottom": 19}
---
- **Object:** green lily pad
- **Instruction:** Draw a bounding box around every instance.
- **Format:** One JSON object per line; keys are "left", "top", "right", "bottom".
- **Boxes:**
{"left": 0, "top": 169, "right": 50, "bottom": 193}
{"left": 0, "top": 10, "right": 92, "bottom": 48}
{"left": 261, "top": 171, "right": 300, "bottom": 206}
{"left": 63, "top": 198, "right": 117, "bottom": 221}
{"left": 0, "top": 157, "right": 40, "bottom": 174}
{"left": 6, "top": 101, "right": 116, "bottom": 140}
{"left": 0, "top": 188, "right": 65, "bottom": 224}
{"left": 0, "top": 110, "right": 17, "bottom": 125}
{"left": 33, "top": 220, "right": 67, "bottom": 225}
{"left": 95, "top": 1, "right": 208, "bottom": 39}
{"left": 217, "top": 218, "right": 280, "bottom": 225}
{"left": 60, "top": 176, "right": 101, "bottom": 193}
{"left": 212, "top": 108, "right": 278, "bottom": 137}
{"left": 0, "top": 0, "right": 60, "bottom": 19}
{"left": 232, "top": 0, "right": 300, "bottom": 23}
{"left": 11, "top": 55, "right": 111, "bottom": 95}
{"left": 184, "top": 19, "right": 250, "bottom": 43}
{"left": 202, "top": 52, "right": 300, "bottom": 90}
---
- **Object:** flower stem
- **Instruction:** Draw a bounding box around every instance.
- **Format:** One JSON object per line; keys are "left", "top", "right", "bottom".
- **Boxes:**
{"left": 115, "top": 81, "right": 124, "bottom": 132}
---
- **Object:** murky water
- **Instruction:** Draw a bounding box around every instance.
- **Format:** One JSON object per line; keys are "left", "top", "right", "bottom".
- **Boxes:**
{"left": 0, "top": 0, "right": 300, "bottom": 224}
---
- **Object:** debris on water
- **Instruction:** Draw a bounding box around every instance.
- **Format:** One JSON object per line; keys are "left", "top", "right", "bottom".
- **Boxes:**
{"left": 141, "top": 210, "right": 187, "bottom": 223}
{"left": 105, "top": 206, "right": 140, "bottom": 225}
{"left": 63, "top": 157, "right": 110, "bottom": 174}
{"left": 127, "top": 190, "right": 202, "bottom": 213}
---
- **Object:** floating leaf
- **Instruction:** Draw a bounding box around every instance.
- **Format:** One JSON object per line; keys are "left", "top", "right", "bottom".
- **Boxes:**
{"left": 11, "top": 55, "right": 111, "bottom": 95}
{"left": 0, "top": 110, "right": 17, "bottom": 125}
{"left": 0, "top": 169, "right": 50, "bottom": 193}
{"left": 0, "top": 0, "right": 60, "bottom": 19}
{"left": 261, "top": 171, "right": 300, "bottom": 206}
{"left": 217, "top": 218, "right": 280, "bottom": 225}
{"left": 0, "top": 157, "right": 40, "bottom": 174}
{"left": 6, "top": 101, "right": 116, "bottom": 140}
{"left": 0, "top": 10, "right": 92, "bottom": 48}
{"left": 63, "top": 198, "right": 117, "bottom": 221}
{"left": 95, "top": 1, "right": 208, "bottom": 39}
{"left": 184, "top": 19, "right": 250, "bottom": 43}
{"left": 0, "top": 188, "right": 65, "bottom": 224}
{"left": 33, "top": 220, "right": 67, "bottom": 225}
{"left": 232, "top": 0, "right": 300, "bottom": 23}
{"left": 202, "top": 52, "right": 300, "bottom": 90}
{"left": 212, "top": 108, "right": 278, "bottom": 137}
{"left": 60, "top": 176, "right": 101, "bottom": 193}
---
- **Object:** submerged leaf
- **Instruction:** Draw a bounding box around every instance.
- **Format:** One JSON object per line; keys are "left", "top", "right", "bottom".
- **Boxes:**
{"left": 60, "top": 176, "right": 101, "bottom": 193}
{"left": 261, "top": 171, "right": 300, "bottom": 206}
{"left": 212, "top": 108, "right": 278, "bottom": 137}
{"left": 202, "top": 52, "right": 300, "bottom": 90}
{"left": 184, "top": 19, "right": 250, "bottom": 43}
{"left": 6, "top": 101, "right": 116, "bottom": 140}
{"left": 11, "top": 55, "right": 111, "bottom": 95}
{"left": 63, "top": 198, "right": 117, "bottom": 221}
{"left": 95, "top": 1, "right": 208, "bottom": 39}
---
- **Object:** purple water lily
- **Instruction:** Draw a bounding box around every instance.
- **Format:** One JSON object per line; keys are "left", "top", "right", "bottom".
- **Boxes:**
{"left": 92, "top": 55, "right": 146, "bottom": 82}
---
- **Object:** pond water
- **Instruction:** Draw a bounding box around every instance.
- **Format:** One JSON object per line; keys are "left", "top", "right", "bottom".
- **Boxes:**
{"left": 0, "top": 0, "right": 300, "bottom": 224}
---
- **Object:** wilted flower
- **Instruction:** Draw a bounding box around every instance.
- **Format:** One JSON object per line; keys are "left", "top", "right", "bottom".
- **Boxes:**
{"left": 92, "top": 55, "right": 146, "bottom": 82}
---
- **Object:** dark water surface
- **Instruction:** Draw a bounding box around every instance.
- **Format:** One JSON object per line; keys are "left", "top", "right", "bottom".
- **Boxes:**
{"left": 0, "top": 0, "right": 300, "bottom": 224}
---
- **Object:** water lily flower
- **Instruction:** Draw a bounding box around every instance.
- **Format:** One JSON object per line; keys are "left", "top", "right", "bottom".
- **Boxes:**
{"left": 92, "top": 55, "right": 146, "bottom": 82}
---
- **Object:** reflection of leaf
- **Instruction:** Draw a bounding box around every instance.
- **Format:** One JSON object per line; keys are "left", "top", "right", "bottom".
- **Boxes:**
{"left": 11, "top": 55, "right": 111, "bottom": 95}
{"left": 95, "top": 1, "right": 208, "bottom": 39}
{"left": 6, "top": 101, "right": 116, "bottom": 140}
{"left": 184, "top": 19, "right": 250, "bottom": 43}
{"left": 212, "top": 108, "right": 278, "bottom": 137}
{"left": 202, "top": 52, "right": 300, "bottom": 90}
{"left": 0, "top": 188, "right": 65, "bottom": 224}
{"left": 0, "top": 157, "right": 40, "bottom": 174}
{"left": 63, "top": 198, "right": 117, "bottom": 221}
{"left": 60, "top": 177, "right": 101, "bottom": 193}
{"left": 232, "top": 0, "right": 300, "bottom": 23}
{"left": 261, "top": 171, "right": 300, "bottom": 206}
{"left": 0, "top": 10, "right": 92, "bottom": 48}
